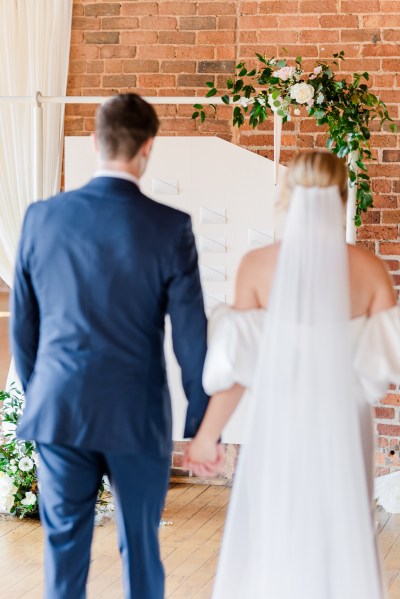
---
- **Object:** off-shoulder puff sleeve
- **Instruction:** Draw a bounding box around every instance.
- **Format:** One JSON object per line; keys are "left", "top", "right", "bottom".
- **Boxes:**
{"left": 202, "top": 305, "right": 265, "bottom": 395}
{"left": 354, "top": 306, "right": 400, "bottom": 405}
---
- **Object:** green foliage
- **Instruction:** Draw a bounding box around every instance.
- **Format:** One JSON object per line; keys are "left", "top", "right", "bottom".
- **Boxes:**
{"left": 192, "top": 51, "right": 398, "bottom": 226}
{"left": 0, "top": 386, "right": 39, "bottom": 518}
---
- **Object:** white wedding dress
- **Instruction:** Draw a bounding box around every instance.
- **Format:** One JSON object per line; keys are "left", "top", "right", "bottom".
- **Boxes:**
{"left": 202, "top": 186, "right": 400, "bottom": 599}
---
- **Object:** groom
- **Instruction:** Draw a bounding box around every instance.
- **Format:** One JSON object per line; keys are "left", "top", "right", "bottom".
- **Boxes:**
{"left": 10, "top": 93, "right": 209, "bottom": 598}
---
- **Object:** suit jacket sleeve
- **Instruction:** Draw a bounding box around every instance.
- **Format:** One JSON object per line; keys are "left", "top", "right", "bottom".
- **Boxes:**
{"left": 167, "top": 215, "right": 209, "bottom": 438}
{"left": 10, "top": 205, "right": 40, "bottom": 391}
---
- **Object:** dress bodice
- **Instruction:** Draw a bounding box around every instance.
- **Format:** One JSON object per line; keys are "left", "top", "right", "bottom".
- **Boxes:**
{"left": 203, "top": 305, "right": 400, "bottom": 405}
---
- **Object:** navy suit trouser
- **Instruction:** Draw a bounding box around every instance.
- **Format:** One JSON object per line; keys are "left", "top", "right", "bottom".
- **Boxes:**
{"left": 36, "top": 443, "right": 171, "bottom": 599}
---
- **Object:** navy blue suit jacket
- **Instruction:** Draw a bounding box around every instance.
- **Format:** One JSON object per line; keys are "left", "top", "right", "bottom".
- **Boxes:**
{"left": 11, "top": 176, "right": 209, "bottom": 455}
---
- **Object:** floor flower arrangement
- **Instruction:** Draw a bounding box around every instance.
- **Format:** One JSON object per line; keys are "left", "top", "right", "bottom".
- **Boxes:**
{"left": 0, "top": 385, "right": 114, "bottom": 521}
{"left": 0, "top": 386, "right": 39, "bottom": 517}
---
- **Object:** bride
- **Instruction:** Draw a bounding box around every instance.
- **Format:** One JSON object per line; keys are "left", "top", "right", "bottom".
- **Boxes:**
{"left": 184, "top": 150, "right": 400, "bottom": 599}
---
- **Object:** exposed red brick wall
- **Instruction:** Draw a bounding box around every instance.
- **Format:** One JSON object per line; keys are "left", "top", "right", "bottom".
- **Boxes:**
{"left": 67, "top": 0, "right": 400, "bottom": 477}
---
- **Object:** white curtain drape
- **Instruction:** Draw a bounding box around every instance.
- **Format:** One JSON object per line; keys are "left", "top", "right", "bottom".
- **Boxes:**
{"left": 0, "top": 0, "right": 73, "bottom": 288}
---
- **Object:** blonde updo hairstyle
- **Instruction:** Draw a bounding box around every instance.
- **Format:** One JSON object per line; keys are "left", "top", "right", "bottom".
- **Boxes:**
{"left": 278, "top": 151, "right": 348, "bottom": 212}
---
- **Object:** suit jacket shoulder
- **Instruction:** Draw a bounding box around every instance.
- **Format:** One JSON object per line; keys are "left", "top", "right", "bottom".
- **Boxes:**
{"left": 136, "top": 189, "right": 191, "bottom": 229}
{"left": 33, "top": 181, "right": 191, "bottom": 234}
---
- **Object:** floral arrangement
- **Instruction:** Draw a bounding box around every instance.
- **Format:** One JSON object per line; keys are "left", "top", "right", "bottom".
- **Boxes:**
{"left": 0, "top": 385, "right": 113, "bottom": 520}
{"left": 0, "top": 386, "right": 39, "bottom": 517}
{"left": 193, "top": 51, "right": 397, "bottom": 226}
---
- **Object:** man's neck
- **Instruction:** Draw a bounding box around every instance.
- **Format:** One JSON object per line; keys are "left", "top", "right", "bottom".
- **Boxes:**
{"left": 98, "top": 160, "right": 141, "bottom": 180}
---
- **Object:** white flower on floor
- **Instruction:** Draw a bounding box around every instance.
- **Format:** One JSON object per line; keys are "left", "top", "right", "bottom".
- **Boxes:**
{"left": 256, "top": 96, "right": 266, "bottom": 107}
{"left": 0, "top": 472, "right": 18, "bottom": 512}
{"left": 239, "top": 97, "right": 249, "bottom": 108}
{"left": 375, "top": 471, "right": 400, "bottom": 513}
{"left": 21, "top": 492, "right": 37, "bottom": 506}
{"left": 94, "top": 501, "right": 115, "bottom": 526}
{"left": 294, "top": 107, "right": 301, "bottom": 115}
{"left": 290, "top": 82, "right": 315, "bottom": 104}
{"left": 19, "top": 457, "right": 34, "bottom": 472}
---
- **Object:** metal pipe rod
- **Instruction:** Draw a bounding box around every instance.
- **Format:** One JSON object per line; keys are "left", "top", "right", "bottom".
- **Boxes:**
{"left": 0, "top": 96, "right": 37, "bottom": 103}
{"left": 0, "top": 95, "right": 226, "bottom": 106}
{"left": 1, "top": 92, "right": 359, "bottom": 245}
{"left": 346, "top": 151, "right": 358, "bottom": 245}
{"left": 33, "top": 92, "right": 44, "bottom": 200}
{"left": 42, "top": 96, "right": 226, "bottom": 105}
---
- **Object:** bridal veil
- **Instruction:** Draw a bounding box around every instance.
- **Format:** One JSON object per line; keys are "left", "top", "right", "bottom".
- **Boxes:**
{"left": 212, "top": 185, "right": 385, "bottom": 599}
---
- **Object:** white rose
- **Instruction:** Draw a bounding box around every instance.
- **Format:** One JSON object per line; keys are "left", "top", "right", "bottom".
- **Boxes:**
{"left": 21, "top": 491, "right": 37, "bottom": 507}
{"left": 0, "top": 472, "right": 17, "bottom": 512}
{"left": 19, "top": 457, "right": 34, "bottom": 472}
{"left": 290, "top": 82, "right": 315, "bottom": 104}
{"left": 0, "top": 473, "right": 16, "bottom": 498}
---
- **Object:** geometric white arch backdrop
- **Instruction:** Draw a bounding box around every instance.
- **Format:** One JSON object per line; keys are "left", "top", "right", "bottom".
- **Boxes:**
{"left": 65, "top": 136, "right": 285, "bottom": 442}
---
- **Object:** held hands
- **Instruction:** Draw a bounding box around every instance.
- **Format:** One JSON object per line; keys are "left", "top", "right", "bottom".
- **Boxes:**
{"left": 183, "top": 387, "right": 244, "bottom": 477}
{"left": 183, "top": 435, "right": 225, "bottom": 478}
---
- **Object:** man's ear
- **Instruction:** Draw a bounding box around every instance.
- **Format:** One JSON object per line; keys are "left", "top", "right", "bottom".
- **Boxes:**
{"left": 142, "top": 137, "right": 154, "bottom": 159}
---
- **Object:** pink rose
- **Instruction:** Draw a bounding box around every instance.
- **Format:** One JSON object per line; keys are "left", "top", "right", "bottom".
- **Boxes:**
{"left": 275, "top": 66, "right": 296, "bottom": 81}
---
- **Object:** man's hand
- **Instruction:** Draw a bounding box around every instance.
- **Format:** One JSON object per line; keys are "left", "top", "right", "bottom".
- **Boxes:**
{"left": 183, "top": 437, "right": 225, "bottom": 478}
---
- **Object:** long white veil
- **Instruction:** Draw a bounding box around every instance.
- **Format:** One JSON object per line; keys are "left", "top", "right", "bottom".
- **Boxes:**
{"left": 212, "top": 186, "right": 384, "bottom": 599}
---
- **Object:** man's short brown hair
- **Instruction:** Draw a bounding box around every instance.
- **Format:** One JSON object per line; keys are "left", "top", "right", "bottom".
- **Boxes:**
{"left": 95, "top": 93, "right": 159, "bottom": 161}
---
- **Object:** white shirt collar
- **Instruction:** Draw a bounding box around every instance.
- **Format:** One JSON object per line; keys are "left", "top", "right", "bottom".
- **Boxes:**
{"left": 93, "top": 169, "right": 140, "bottom": 188}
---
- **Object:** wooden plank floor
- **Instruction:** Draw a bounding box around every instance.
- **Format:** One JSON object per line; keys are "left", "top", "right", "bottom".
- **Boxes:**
{"left": 0, "top": 484, "right": 399, "bottom": 598}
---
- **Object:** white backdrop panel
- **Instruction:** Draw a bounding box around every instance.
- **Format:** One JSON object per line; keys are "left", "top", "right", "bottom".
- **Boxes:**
{"left": 65, "top": 136, "right": 285, "bottom": 443}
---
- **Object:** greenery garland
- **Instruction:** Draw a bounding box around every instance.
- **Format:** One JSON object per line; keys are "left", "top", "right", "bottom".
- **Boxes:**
{"left": 193, "top": 51, "right": 397, "bottom": 226}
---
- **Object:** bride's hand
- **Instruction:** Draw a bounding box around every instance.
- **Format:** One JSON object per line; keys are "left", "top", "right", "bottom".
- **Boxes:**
{"left": 188, "top": 435, "right": 218, "bottom": 462}
{"left": 183, "top": 437, "right": 225, "bottom": 477}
